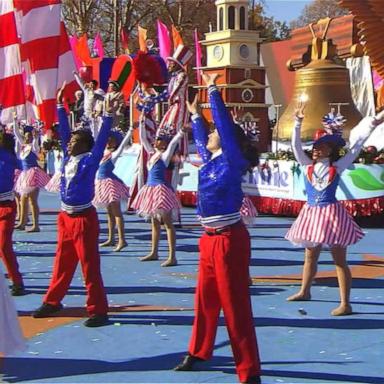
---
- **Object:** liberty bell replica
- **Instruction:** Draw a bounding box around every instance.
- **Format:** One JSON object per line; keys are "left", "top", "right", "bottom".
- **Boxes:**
{"left": 275, "top": 18, "right": 362, "bottom": 143}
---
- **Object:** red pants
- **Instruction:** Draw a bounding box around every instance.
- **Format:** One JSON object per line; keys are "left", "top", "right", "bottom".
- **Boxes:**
{"left": 44, "top": 207, "right": 108, "bottom": 316}
{"left": 189, "top": 221, "right": 261, "bottom": 383}
{"left": 0, "top": 200, "right": 23, "bottom": 285}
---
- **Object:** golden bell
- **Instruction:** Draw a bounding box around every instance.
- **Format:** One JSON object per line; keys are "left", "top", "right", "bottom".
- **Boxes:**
{"left": 275, "top": 35, "right": 362, "bottom": 143}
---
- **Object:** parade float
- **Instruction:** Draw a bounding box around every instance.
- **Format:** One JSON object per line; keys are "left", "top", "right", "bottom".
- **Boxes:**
{"left": 173, "top": 0, "right": 384, "bottom": 226}
{"left": 111, "top": 0, "right": 384, "bottom": 226}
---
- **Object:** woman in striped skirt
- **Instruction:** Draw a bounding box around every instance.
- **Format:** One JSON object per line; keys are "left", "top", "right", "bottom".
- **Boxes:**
{"left": 286, "top": 103, "right": 384, "bottom": 316}
{"left": 94, "top": 130, "right": 131, "bottom": 252}
{"left": 13, "top": 121, "right": 50, "bottom": 232}
{"left": 131, "top": 105, "right": 184, "bottom": 267}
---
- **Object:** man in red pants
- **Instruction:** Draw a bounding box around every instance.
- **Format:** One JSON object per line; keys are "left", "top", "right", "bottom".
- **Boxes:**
{"left": 174, "top": 74, "right": 261, "bottom": 383}
{"left": 32, "top": 87, "right": 112, "bottom": 327}
{"left": 0, "top": 131, "right": 25, "bottom": 296}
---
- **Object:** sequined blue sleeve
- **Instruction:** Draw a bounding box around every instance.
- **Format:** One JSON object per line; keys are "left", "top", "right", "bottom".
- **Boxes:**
{"left": 191, "top": 114, "right": 211, "bottom": 164}
{"left": 57, "top": 105, "right": 71, "bottom": 154}
{"left": 208, "top": 86, "right": 243, "bottom": 163}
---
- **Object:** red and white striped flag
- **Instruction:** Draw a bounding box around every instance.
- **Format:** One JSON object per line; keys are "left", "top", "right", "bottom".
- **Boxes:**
{"left": 14, "top": 0, "right": 78, "bottom": 130}
{"left": 0, "top": 0, "right": 26, "bottom": 124}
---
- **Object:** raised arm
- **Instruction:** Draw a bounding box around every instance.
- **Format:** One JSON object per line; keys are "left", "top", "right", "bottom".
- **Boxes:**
{"left": 111, "top": 128, "right": 134, "bottom": 163}
{"left": 12, "top": 116, "right": 24, "bottom": 146}
{"left": 205, "top": 77, "right": 242, "bottom": 162}
{"left": 187, "top": 94, "right": 211, "bottom": 163}
{"left": 31, "top": 130, "right": 40, "bottom": 154}
{"left": 191, "top": 115, "right": 211, "bottom": 163}
{"left": 336, "top": 115, "right": 383, "bottom": 171}
{"left": 90, "top": 113, "right": 113, "bottom": 163}
{"left": 161, "top": 130, "right": 184, "bottom": 167}
{"left": 57, "top": 106, "right": 71, "bottom": 154}
{"left": 56, "top": 83, "right": 71, "bottom": 153}
{"left": 292, "top": 118, "right": 312, "bottom": 166}
{"left": 90, "top": 117, "right": 101, "bottom": 139}
{"left": 73, "top": 71, "right": 86, "bottom": 92}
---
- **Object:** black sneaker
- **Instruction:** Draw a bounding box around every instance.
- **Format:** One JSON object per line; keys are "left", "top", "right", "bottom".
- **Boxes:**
{"left": 174, "top": 354, "right": 205, "bottom": 371}
{"left": 11, "top": 284, "right": 26, "bottom": 296}
{"left": 33, "top": 303, "right": 63, "bottom": 318}
{"left": 83, "top": 314, "right": 109, "bottom": 327}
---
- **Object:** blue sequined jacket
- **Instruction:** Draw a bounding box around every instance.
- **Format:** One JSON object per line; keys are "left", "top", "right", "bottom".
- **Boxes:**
{"left": 191, "top": 86, "right": 248, "bottom": 226}
{"left": 57, "top": 106, "right": 112, "bottom": 212}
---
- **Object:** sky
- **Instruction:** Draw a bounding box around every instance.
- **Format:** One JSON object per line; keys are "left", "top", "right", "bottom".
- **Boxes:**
{"left": 263, "top": 0, "right": 313, "bottom": 23}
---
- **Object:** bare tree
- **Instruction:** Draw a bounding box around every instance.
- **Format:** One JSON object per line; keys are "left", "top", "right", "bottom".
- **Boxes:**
{"left": 62, "top": 0, "right": 100, "bottom": 35}
{"left": 290, "top": 0, "right": 348, "bottom": 30}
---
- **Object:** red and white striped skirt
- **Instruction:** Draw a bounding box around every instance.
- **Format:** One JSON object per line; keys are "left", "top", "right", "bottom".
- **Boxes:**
{"left": 131, "top": 183, "right": 180, "bottom": 220}
{"left": 93, "top": 178, "right": 130, "bottom": 208}
{"left": 45, "top": 172, "right": 61, "bottom": 193}
{"left": 285, "top": 202, "right": 364, "bottom": 248}
{"left": 14, "top": 167, "right": 50, "bottom": 195}
{"left": 240, "top": 195, "right": 258, "bottom": 225}
{"left": 13, "top": 169, "right": 22, "bottom": 186}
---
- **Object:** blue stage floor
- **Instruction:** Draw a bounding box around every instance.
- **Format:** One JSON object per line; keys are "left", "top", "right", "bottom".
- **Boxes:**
{"left": 2, "top": 191, "right": 383, "bottom": 383}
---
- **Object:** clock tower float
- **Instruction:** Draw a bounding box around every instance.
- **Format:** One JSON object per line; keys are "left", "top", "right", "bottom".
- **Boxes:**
{"left": 197, "top": 0, "right": 270, "bottom": 152}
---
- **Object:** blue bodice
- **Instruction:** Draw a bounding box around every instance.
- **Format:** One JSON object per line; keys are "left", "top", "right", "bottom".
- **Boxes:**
{"left": 97, "top": 158, "right": 120, "bottom": 181}
{"left": 146, "top": 159, "right": 167, "bottom": 186}
{"left": 21, "top": 151, "right": 39, "bottom": 170}
{"left": 305, "top": 173, "right": 340, "bottom": 207}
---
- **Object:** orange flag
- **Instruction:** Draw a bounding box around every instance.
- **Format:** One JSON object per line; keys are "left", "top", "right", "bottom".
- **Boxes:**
{"left": 171, "top": 24, "right": 184, "bottom": 48}
{"left": 138, "top": 26, "right": 147, "bottom": 52}
{"left": 75, "top": 34, "right": 92, "bottom": 66}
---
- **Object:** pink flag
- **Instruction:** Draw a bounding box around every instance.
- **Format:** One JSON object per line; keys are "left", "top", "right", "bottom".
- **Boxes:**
{"left": 93, "top": 32, "right": 104, "bottom": 60}
{"left": 69, "top": 35, "right": 82, "bottom": 69}
{"left": 157, "top": 20, "right": 171, "bottom": 61}
{"left": 194, "top": 29, "right": 202, "bottom": 85}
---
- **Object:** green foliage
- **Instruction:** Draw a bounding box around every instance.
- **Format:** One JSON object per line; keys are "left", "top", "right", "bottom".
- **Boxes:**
{"left": 249, "top": 2, "right": 291, "bottom": 42}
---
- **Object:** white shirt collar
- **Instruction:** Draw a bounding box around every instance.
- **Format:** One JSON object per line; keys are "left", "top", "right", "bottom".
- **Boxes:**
{"left": 65, "top": 152, "right": 91, "bottom": 187}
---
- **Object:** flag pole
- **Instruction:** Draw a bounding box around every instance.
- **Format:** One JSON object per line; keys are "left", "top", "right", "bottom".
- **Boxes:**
{"left": 113, "top": 0, "right": 119, "bottom": 57}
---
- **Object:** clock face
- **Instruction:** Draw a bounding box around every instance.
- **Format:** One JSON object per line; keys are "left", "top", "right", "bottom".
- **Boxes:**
{"left": 242, "top": 88, "right": 254, "bottom": 103}
{"left": 213, "top": 45, "right": 224, "bottom": 61}
{"left": 239, "top": 44, "right": 250, "bottom": 59}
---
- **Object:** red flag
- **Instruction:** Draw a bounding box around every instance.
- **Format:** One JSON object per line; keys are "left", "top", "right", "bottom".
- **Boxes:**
{"left": 75, "top": 34, "right": 92, "bottom": 66}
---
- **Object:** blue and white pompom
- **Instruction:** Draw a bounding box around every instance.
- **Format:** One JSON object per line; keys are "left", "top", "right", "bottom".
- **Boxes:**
{"left": 240, "top": 121, "right": 260, "bottom": 142}
{"left": 322, "top": 109, "right": 346, "bottom": 136}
